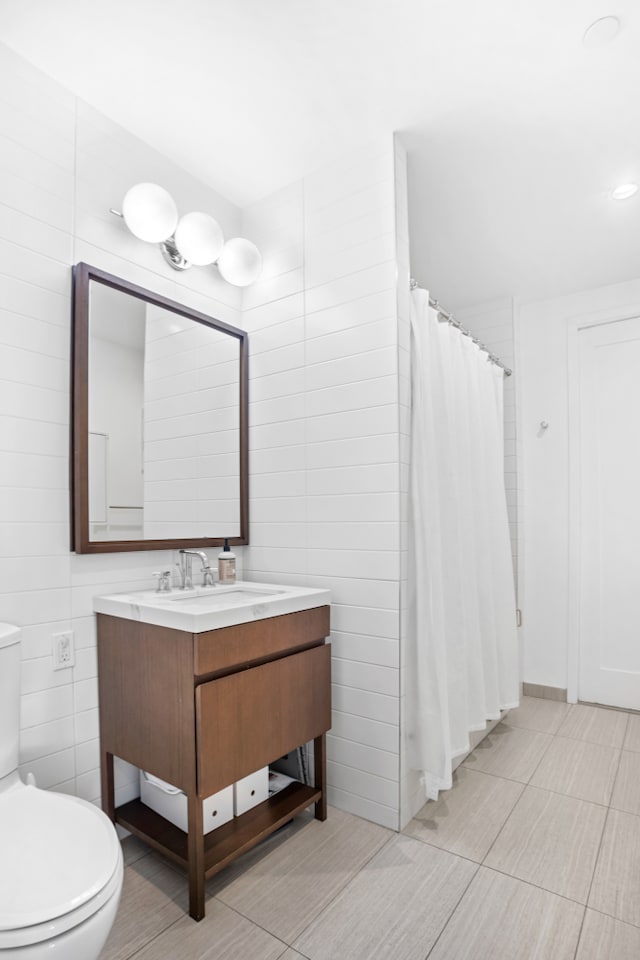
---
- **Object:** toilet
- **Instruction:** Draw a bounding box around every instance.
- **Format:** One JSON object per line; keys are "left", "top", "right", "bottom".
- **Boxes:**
{"left": 0, "top": 624, "right": 123, "bottom": 958}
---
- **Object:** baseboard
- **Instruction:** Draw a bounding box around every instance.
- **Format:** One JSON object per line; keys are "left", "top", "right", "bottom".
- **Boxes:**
{"left": 578, "top": 698, "right": 640, "bottom": 716}
{"left": 522, "top": 682, "right": 567, "bottom": 702}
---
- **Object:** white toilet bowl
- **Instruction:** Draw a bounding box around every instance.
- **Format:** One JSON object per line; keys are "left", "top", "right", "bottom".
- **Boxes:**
{"left": 0, "top": 774, "right": 123, "bottom": 958}
{"left": 0, "top": 623, "right": 123, "bottom": 959}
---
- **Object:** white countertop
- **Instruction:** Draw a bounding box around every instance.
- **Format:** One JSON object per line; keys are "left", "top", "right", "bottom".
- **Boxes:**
{"left": 93, "top": 581, "right": 331, "bottom": 633}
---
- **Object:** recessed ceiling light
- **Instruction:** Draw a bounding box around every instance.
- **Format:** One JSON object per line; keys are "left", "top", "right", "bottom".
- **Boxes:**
{"left": 612, "top": 183, "right": 638, "bottom": 200}
{"left": 583, "top": 15, "right": 621, "bottom": 47}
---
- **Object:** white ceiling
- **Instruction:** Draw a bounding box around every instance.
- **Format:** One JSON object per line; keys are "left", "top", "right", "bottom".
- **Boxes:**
{"left": 1, "top": 0, "right": 639, "bottom": 310}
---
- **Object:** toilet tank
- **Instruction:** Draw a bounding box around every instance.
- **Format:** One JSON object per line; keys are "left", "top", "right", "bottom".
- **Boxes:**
{"left": 0, "top": 624, "right": 21, "bottom": 779}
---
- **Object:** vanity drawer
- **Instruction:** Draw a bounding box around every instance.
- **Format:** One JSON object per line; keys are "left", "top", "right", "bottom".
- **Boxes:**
{"left": 194, "top": 606, "right": 330, "bottom": 677}
{"left": 196, "top": 642, "right": 331, "bottom": 797}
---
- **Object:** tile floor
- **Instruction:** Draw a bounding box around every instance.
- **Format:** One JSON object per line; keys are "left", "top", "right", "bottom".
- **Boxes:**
{"left": 102, "top": 698, "right": 640, "bottom": 959}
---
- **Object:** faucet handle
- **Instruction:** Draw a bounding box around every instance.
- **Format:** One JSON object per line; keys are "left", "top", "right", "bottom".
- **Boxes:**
{"left": 152, "top": 570, "right": 172, "bottom": 593}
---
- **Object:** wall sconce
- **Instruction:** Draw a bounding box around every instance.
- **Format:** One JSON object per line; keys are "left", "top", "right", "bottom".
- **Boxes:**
{"left": 110, "top": 182, "right": 262, "bottom": 287}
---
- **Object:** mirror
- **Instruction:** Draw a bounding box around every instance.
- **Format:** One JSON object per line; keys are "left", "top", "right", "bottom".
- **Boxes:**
{"left": 71, "top": 262, "right": 248, "bottom": 553}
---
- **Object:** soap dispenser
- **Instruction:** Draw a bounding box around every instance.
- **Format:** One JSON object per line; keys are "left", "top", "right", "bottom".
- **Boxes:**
{"left": 218, "top": 539, "right": 236, "bottom": 584}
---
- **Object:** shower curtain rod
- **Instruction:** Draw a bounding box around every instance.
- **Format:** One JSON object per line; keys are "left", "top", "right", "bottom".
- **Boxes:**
{"left": 410, "top": 279, "right": 512, "bottom": 376}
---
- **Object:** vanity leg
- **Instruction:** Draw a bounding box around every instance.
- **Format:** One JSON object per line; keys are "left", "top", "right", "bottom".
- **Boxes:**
{"left": 101, "top": 751, "right": 115, "bottom": 822}
{"left": 187, "top": 793, "right": 205, "bottom": 921}
{"left": 314, "top": 734, "right": 327, "bottom": 821}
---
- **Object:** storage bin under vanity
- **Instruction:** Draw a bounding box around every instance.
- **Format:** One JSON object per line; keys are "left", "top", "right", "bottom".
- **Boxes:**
{"left": 140, "top": 772, "right": 234, "bottom": 835}
{"left": 140, "top": 766, "right": 273, "bottom": 834}
{"left": 233, "top": 767, "right": 269, "bottom": 816}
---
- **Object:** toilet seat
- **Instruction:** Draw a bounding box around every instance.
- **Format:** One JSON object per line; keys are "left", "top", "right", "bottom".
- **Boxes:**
{"left": 0, "top": 781, "right": 123, "bottom": 949}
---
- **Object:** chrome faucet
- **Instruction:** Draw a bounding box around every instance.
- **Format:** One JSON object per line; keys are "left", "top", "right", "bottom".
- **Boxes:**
{"left": 177, "top": 549, "right": 216, "bottom": 589}
{"left": 152, "top": 569, "right": 173, "bottom": 593}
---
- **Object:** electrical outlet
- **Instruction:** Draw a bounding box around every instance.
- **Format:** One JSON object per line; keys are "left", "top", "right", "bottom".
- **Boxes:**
{"left": 52, "top": 631, "right": 74, "bottom": 670}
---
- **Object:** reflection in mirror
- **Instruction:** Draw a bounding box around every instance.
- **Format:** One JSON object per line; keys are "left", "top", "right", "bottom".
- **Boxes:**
{"left": 72, "top": 263, "right": 248, "bottom": 554}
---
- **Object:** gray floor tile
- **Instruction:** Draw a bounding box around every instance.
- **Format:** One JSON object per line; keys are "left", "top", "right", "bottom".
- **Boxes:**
{"left": 462, "top": 723, "right": 552, "bottom": 783}
{"left": 589, "top": 808, "right": 640, "bottom": 926}
{"left": 293, "top": 834, "right": 477, "bottom": 960}
{"left": 206, "top": 811, "right": 313, "bottom": 895}
{"left": 530, "top": 735, "right": 620, "bottom": 805}
{"left": 216, "top": 806, "right": 392, "bottom": 943}
{"left": 120, "top": 835, "right": 150, "bottom": 866}
{"left": 556, "top": 704, "right": 628, "bottom": 748}
{"left": 427, "top": 867, "right": 584, "bottom": 960}
{"left": 101, "top": 855, "right": 188, "bottom": 960}
{"left": 104, "top": 708, "right": 640, "bottom": 960}
{"left": 484, "top": 786, "right": 606, "bottom": 903}
{"left": 576, "top": 909, "right": 640, "bottom": 960}
{"left": 131, "top": 899, "right": 289, "bottom": 960}
{"left": 503, "top": 696, "right": 570, "bottom": 734}
{"left": 611, "top": 751, "right": 640, "bottom": 816}
{"left": 404, "top": 766, "right": 524, "bottom": 862}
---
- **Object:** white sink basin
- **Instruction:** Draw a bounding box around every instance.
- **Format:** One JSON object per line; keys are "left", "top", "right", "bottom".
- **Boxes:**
{"left": 93, "top": 581, "right": 330, "bottom": 632}
{"left": 150, "top": 585, "right": 283, "bottom": 606}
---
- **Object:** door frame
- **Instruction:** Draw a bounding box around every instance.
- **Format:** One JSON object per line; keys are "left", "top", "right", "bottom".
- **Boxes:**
{"left": 567, "top": 303, "right": 640, "bottom": 704}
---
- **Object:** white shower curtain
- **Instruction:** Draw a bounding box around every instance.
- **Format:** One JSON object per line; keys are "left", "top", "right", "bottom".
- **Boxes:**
{"left": 406, "top": 288, "right": 519, "bottom": 802}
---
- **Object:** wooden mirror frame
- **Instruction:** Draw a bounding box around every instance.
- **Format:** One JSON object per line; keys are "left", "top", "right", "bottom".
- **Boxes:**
{"left": 71, "top": 262, "right": 249, "bottom": 554}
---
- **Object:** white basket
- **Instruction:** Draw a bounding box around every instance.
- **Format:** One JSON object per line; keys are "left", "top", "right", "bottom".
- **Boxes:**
{"left": 140, "top": 772, "right": 233, "bottom": 836}
{"left": 233, "top": 767, "right": 269, "bottom": 816}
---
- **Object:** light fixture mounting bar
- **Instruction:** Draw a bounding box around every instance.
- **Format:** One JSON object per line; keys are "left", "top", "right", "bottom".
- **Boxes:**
{"left": 160, "top": 236, "right": 191, "bottom": 271}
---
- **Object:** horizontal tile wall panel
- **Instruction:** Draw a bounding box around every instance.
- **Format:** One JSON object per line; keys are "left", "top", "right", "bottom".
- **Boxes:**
{"left": 306, "top": 519, "right": 399, "bottom": 551}
{"left": 332, "top": 659, "right": 399, "bottom": 697}
{"left": 327, "top": 785, "right": 398, "bottom": 832}
{"left": 326, "top": 734, "right": 398, "bottom": 780}
{"left": 331, "top": 683, "right": 399, "bottom": 727}
{"left": 330, "top": 710, "right": 398, "bottom": 753}
{"left": 20, "top": 717, "right": 75, "bottom": 763}
{"left": 305, "top": 261, "right": 397, "bottom": 315}
{"left": 327, "top": 759, "right": 397, "bottom": 810}
{"left": 330, "top": 608, "right": 401, "bottom": 645}
{"left": 330, "top": 631, "right": 400, "bottom": 669}
{"left": 305, "top": 405, "right": 399, "bottom": 444}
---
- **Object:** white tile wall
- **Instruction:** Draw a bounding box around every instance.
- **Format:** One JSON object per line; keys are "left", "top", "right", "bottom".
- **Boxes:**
{"left": 241, "top": 141, "right": 403, "bottom": 829}
{"left": 0, "top": 42, "right": 410, "bottom": 831}
{"left": 0, "top": 41, "right": 242, "bottom": 804}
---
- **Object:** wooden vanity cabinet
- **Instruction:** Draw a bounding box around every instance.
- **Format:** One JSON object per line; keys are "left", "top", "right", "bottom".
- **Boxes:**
{"left": 97, "top": 605, "right": 331, "bottom": 920}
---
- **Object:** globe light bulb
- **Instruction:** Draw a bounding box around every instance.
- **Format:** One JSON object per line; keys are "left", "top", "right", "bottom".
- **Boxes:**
{"left": 121, "top": 183, "right": 178, "bottom": 243}
{"left": 174, "top": 211, "right": 224, "bottom": 266}
{"left": 217, "top": 238, "right": 262, "bottom": 287}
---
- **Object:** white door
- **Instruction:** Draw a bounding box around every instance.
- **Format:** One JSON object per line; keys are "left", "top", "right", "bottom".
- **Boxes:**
{"left": 578, "top": 316, "right": 640, "bottom": 709}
